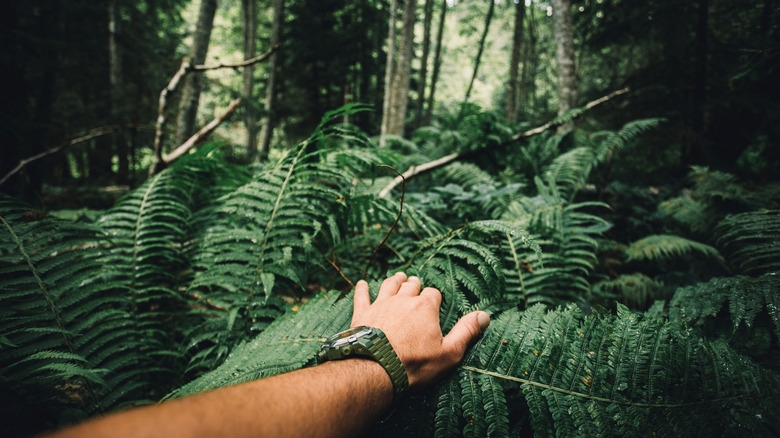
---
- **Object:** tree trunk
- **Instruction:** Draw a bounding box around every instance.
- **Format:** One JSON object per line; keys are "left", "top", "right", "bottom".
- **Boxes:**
{"left": 689, "top": 0, "right": 709, "bottom": 166}
{"left": 174, "top": 0, "right": 217, "bottom": 146}
{"left": 241, "top": 0, "right": 258, "bottom": 161}
{"left": 258, "top": 0, "right": 283, "bottom": 160}
{"left": 386, "top": 0, "right": 416, "bottom": 137}
{"left": 414, "top": 0, "right": 434, "bottom": 128}
{"left": 464, "top": 0, "right": 495, "bottom": 103}
{"left": 551, "top": 0, "right": 577, "bottom": 116}
{"left": 380, "top": 0, "right": 398, "bottom": 146}
{"left": 425, "top": 0, "right": 447, "bottom": 126}
{"left": 505, "top": 0, "right": 525, "bottom": 124}
{"left": 108, "top": 0, "right": 128, "bottom": 183}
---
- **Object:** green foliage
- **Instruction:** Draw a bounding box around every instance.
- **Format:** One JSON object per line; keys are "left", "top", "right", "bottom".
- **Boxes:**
{"left": 2, "top": 105, "right": 779, "bottom": 437}
{"left": 658, "top": 167, "right": 780, "bottom": 236}
{"left": 500, "top": 178, "right": 611, "bottom": 307}
{"left": 715, "top": 210, "right": 780, "bottom": 275}
{"left": 592, "top": 273, "right": 664, "bottom": 309}
{"left": 625, "top": 234, "right": 725, "bottom": 265}
{"left": 0, "top": 196, "right": 156, "bottom": 435}
{"left": 669, "top": 274, "right": 780, "bottom": 355}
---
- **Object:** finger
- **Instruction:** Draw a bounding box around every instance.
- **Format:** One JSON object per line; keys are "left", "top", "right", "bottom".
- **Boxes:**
{"left": 441, "top": 311, "right": 490, "bottom": 362}
{"left": 397, "top": 276, "right": 422, "bottom": 296}
{"left": 376, "top": 272, "right": 407, "bottom": 301}
{"left": 352, "top": 280, "right": 371, "bottom": 325}
{"left": 419, "top": 287, "right": 442, "bottom": 308}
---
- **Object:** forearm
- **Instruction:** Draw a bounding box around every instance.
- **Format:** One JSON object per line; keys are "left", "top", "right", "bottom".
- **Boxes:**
{"left": 48, "top": 359, "right": 393, "bottom": 438}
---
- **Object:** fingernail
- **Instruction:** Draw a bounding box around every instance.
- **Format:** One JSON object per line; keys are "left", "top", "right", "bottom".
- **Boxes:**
{"left": 477, "top": 311, "right": 490, "bottom": 331}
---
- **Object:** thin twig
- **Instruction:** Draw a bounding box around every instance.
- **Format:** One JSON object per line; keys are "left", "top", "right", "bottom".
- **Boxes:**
{"left": 365, "top": 165, "right": 405, "bottom": 277}
{"left": 324, "top": 249, "right": 354, "bottom": 290}
{"left": 190, "top": 43, "right": 282, "bottom": 71}
{"left": 0, "top": 125, "right": 122, "bottom": 186}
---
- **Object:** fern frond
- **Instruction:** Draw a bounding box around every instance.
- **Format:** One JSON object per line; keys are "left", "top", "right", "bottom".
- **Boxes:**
{"left": 592, "top": 273, "right": 664, "bottom": 309}
{"left": 669, "top": 274, "right": 780, "bottom": 348}
{"left": 625, "top": 234, "right": 725, "bottom": 266}
{"left": 0, "top": 196, "right": 155, "bottom": 433}
{"left": 715, "top": 210, "right": 780, "bottom": 275}
{"left": 167, "top": 290, "right": 352, "bottom": 398}
{"left": 501, "top": 180, "right": 610, "bottom": 307}
{"left": 454, "top": 304, "right": 780, "bottom": 437}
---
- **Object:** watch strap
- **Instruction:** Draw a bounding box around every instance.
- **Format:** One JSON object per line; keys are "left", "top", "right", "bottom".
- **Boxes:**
{"left": 365, "top": 328, "right": 409, "bottom": 399}
{"left": 318, "top": 327, "right": 409, "bottom": 400}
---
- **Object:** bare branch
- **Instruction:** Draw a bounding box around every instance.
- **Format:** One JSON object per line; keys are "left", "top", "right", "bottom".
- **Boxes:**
{"left": 190, "top": 43, "right": 282, "bottom": 71}
{"left": 378, "top": 153, "right": 458, "bottom": 198}
{"left": 0, "top": 126, "right": 122, "bottom": 187}
{"left": 149, "top": 43, "right": 283, "bottom": 176}
{"left": 376, "top": 88, "right": 630, "bottom": 197}
{"left": 162, "top": 97, "right": 242, "bottom": 165}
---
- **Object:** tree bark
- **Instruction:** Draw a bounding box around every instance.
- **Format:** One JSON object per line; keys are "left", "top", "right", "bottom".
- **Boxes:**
{"left": 386, "top": 0, "right": 417, "bottom": 137}
{"left": 464, "top": 0, "right": 495, "bottom": 103}
{"left": 414, "top": 0, "right": 434, "bottom": 128}
{"left": 505, "top": 0, "right": 525, "bottom": 124}
{"left": 380, "top": 0, "right": 398, "bottom": 146}
{"left": 108, "top": 0, "right": 128, "bottom": 183}
{"left": 241, "top": 0, "right": 258, "bottom": 161}
{"left": 174, "top": 0, "right": 217, "bottom": 146}
{"left": 424, "top": 0, "right": 447, "bottom": 126}
{"left": 551, "top": 0, "right": 577, "bottom": 116}
{"left": 258, "top": 0, "right": 283, "bottom": 160}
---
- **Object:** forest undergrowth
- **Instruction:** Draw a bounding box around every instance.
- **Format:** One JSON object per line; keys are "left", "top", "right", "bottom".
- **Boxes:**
{"left": 2, "top": 104, "right": 779, "bottom": 437}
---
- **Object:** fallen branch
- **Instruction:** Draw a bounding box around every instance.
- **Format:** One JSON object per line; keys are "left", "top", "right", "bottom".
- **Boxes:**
{"left": 149, "top": 43, "right": 282, "bottom": 176}
{"left": 377, "top": 153, "right": 458, "bottom": 198}
{"left": 510, "top": 87, "right": 630, "bottom": 140}
{"left": 162, "top": 97, "right": 242, "bottom": 165}
{"left": 377, "top": 87, "right": 630, "bottom": 197}
{"left": 0, "top": 125, "right": 121, "bottom": 187}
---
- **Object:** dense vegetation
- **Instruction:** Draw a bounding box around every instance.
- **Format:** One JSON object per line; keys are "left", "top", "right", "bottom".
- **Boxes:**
{"left": 1, "top": 0, "right": 779, "bottom": 437}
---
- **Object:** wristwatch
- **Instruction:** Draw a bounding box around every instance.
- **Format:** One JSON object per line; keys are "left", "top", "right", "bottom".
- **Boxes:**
{"left": 317, "top": 326, "right": 409, "bottom": 400}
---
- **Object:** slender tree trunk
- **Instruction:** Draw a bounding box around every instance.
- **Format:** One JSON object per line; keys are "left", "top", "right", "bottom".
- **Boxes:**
{"left": 425, "top": 0, "right": 447, "bottom": 126}
{"left": 523, "top": 7, "right": 538, "bottom": 116}
{"left": 241, "top": 0, "right": 258, "bottom": 161}
{"left": 174, "top": 0, "right": 217, "bottom": 146}
{"left": 380, "top": 0, "right": 398, "bottom": 146}
{"left": 464, "top": 0, "right": 495, "bottom": 103}
{"left": 386, "top": 0, "right": 416, "bottom": 136}
{"left": 258, "top": 0, "right": 283, "bottom": 160}
{"left": 551, "top": 0, "right": 577, "bottom": 116}
{"left": 108, "top": 0, "right": 128, "bottom": 183}
{"left": 505, "top": 0, "right": 525, "bottom": 124}
{"left": 414, "top": 0, "right": 434, "bottom": 128}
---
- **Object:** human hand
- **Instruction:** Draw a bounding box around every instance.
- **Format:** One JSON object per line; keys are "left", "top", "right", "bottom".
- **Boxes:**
{"left": 351, "top": 272, "right": 490, "bottom": 390}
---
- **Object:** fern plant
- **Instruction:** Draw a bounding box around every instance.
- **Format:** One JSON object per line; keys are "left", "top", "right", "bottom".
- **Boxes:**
{"left": 500, "top": 177, "right": 611, "bottom": 307}
{"left": 715, "top": 210, "right": 780, "bottom": 275}
{"left": 0, "top": 195, "right": 158, "bottom": 435}
{"left": 180, "top": 105, "right": 385, "bottom": 374}
{"left": 669, "top": 273, "right": 780, "bottom": 356}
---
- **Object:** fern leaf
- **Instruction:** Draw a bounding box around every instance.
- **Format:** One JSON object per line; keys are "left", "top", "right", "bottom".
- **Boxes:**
{"left": 625, "top": 234, "right": 725, "bottom": 265}
{"left": 715, "top": 210, "right": 780, "bottom": 275}
{"left": 168, "top": 290, "right": 352, "bottom": 398}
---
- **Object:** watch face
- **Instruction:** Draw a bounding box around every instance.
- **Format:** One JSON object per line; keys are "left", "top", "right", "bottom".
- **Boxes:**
{"left": 329, "top": 326, "right": 372, "bottom": 348}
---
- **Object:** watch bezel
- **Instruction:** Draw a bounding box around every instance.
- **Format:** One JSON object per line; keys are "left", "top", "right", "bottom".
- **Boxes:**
{"left": 323, "top": 325, "right": 373, "bottom": 348}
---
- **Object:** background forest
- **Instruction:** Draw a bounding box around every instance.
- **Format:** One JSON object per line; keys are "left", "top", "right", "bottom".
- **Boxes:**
{"left": 1, "top": 0, "right": 779, "bottom": 437}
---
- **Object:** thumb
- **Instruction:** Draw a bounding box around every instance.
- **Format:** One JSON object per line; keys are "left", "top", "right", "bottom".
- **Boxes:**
{"left": 442, "top": 311, "right": 490, "bottom": 360}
